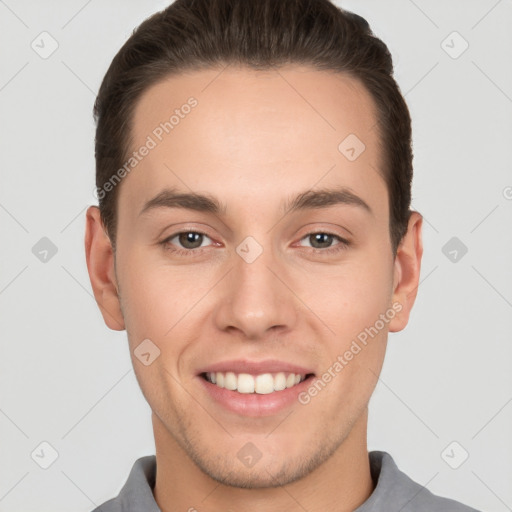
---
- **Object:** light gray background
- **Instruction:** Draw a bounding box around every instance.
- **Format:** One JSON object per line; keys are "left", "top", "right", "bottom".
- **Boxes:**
{"left": 1, "top": 1, "right": 511, "bottom": 511}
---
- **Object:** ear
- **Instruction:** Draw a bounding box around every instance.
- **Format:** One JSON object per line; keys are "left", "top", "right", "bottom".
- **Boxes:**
{"left": 388, "top": 211, "right": 423, "bottom": 332}
{"left": 84, "top": 206, "right": 125, "bottom": 331}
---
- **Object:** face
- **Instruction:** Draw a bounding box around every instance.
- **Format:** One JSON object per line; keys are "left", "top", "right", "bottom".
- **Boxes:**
{"left": 86, "top": 64, "right": 422, "bottom": 488}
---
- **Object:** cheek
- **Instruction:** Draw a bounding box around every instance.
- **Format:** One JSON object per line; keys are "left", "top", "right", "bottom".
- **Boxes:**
{"left": 117, "top": 252, "right": 183, "bottom": 341}
{"left": 117, "top": 248, "right": 219, "bottom": 351}
{"left": 318, "top": 258, "right": 392, "bottom": 404}
{"left": 300, "top": 255, "right": 393, "bottom": 334}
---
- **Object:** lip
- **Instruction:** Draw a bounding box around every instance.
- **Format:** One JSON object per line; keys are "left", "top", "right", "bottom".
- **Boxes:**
{"left": 197, "top": 359, "right": 315, "bottom": 376}
{"left": 196, "top": 359, "right": 316, "bottom": 417}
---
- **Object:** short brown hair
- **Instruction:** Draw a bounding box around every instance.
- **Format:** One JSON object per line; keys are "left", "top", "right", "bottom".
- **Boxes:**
{"left": 94, "top": 0, "right": 413, "bottom": 254}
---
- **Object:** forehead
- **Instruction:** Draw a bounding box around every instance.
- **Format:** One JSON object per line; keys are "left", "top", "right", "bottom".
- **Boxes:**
{"left": 122, "top": 64, "right": 386, "bottom": 217}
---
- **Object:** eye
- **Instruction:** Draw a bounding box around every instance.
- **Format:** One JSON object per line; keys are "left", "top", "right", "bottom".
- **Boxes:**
{"left": 298, "top": 232, "right": 350, "bottom": 253}
{"left": 159, "top": 229, "right": 350, "bottom": 258}
{"left": 161, "top": 230, "right": 214, "bottom": 256}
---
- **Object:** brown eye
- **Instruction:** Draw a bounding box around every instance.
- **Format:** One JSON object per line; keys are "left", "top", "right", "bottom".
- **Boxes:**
{"left": 177, "top": 232, "right": 205, "bottom": 249}
{"left": 297, "top": 231, "right": 350, "bottom": 255}
{"left": 161, "top": 231, "right": 213, "bottom": 254}
{"left": 308, "top": 233, "right": 336, "bottom": 249}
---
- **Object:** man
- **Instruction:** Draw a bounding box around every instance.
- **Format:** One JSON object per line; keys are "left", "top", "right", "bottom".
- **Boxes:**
{"left": 85, "top": 0, "right": 479, "bottom": 510}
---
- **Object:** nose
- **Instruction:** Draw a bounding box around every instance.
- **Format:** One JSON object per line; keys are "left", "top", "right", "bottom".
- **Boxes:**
{"left": 212, "top": 237, "right": 299, "bottom": 341}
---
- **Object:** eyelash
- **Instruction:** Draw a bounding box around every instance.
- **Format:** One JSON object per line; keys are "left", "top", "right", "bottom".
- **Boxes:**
{"left": 160, "top": 230, "right": 350, "bottom": 257}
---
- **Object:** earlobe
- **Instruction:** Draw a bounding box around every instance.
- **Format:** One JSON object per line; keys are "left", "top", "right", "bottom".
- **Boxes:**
{"left": 84, "top": 206, "right": 125, "bottom": 331}
{"left": 388, "top": 211, "right": 423, "bottom": 333}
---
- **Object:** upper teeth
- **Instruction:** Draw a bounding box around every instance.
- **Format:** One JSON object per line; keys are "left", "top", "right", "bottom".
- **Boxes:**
{"left": 206, "top": 372, "right": 305, "bottom": 394}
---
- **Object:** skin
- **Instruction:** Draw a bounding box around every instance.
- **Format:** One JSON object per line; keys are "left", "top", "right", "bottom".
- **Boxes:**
{"left": 85, "top": 64, "right": 423, "bottom": 512}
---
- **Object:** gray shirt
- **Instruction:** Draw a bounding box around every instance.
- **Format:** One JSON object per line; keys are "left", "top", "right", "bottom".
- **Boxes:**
{"left": 91, "top": 451, "right": 480, "bottom": 511}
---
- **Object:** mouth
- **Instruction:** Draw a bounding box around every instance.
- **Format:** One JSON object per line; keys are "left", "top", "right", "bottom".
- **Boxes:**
{"left": 197, "top": 359, "right": 316, "bottom": 416}
{"left": 201, "top": 371, "right": 314, "bottom": 394}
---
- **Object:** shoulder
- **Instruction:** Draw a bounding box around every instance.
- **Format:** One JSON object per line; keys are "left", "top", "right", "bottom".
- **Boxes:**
{"left": 90, "top": 455, "right": 159, "bottom": 512}
{"left": 359, "top": 451, "right": 481, "bottom": 512}
{"left": 90, "top": 496, "right": 121, "bottom": 512}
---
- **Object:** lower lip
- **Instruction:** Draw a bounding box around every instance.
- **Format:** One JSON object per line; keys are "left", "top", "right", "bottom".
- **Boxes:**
{"left": 198, "top": 375, "right": 315, "bottom": 417}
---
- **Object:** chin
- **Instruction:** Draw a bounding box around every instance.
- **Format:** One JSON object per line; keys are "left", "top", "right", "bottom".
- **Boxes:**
{"left": 182, "top": 433, "right": 343, "bottom": 489}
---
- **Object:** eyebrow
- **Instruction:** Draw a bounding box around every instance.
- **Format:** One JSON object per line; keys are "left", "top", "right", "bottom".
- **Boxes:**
{"left": 138, "top": 185, "right": 372, "bottom": 218}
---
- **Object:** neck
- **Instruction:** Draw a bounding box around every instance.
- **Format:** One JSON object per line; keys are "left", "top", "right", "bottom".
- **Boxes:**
{"left": 152, "top": 410, "right": 374, "bottom": 512}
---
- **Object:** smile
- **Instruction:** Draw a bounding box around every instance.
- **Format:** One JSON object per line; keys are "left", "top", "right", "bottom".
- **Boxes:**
{"left": 203, "top": 371, "right": 308, "bottom": 394}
